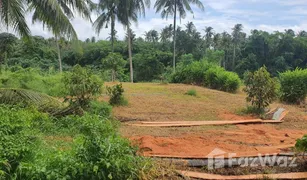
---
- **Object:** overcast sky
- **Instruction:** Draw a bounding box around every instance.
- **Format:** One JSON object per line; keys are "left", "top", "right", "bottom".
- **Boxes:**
{"left": 25, "top": 0, "right": 307, "bottom": 41}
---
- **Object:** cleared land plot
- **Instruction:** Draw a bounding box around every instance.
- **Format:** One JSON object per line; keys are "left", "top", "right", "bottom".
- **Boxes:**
{"left": 104, "top": 83, "right": 307, "bottom": 159}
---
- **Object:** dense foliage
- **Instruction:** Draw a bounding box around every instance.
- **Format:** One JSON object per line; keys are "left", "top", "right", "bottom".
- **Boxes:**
{"left": 243, "top": 67, "right": 277, "bottom": 113}
{"left": 0, "top": 105, "right": 146, "bottom": 179}
{"left": 279, "top": 69, "right": 307, "bottom": 104}
{"left": 2, "top": 24, "right": 307, "bottom": 83}
{"left": 172, "top": 61, "right": 241, "bottom": 93}
{"left": 0, "top": 67, "right": 66, "bottom": 96}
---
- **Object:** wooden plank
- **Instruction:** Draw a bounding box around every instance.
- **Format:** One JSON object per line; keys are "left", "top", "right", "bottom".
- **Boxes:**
{"left": 129, "top": 119, "right": 282, "bottom": 127}
{"left": 177, "top": 170, "right": 307, "bottom": 180}
{"left": 140, "top": 119, "right": 263, "bottom": 124}
{"left": 144, "top": 144, "right": 294, "bottom": 159}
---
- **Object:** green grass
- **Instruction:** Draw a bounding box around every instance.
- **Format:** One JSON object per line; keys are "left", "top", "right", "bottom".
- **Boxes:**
{"left": 185, "top": 89, "right": 197, "bottom": 96}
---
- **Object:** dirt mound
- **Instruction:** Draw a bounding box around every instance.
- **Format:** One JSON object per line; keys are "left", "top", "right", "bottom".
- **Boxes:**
{"left": 130, "top": 125, "right": 305, "bottom": 157}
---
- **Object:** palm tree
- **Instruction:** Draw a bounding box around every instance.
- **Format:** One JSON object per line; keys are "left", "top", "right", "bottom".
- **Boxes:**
{"left": 298, "top": 31, "right": 307, "bottom": 37}
{"left": 93, "top": 0, "right": 122, "bottom": 52}
{"left": 232, "top": 24, "right": 244, "bottom": 71}
{"left": 213, "top": 33, "right": 221, "bottom": 50}
{"left": 221, "top": 32, "right": 232, "bottom": 69}
{"left": 144, "top": 30, "right": 159, "bottom": 43}
{"left": 185, "top": 21, "right": 196, "bottom": 35}
{"left": 204, "top": 26, "right": 214, "bottom": 49}
{"left": 160, "top": 24, "right": 173, "bottom": 43}
{"left": 1, "top": 0, "right": 92, "bottom": 39}
{"left": 154, "top": 0, "right": 204, "bottom": 72}
{"left": 121, "top": 0, "right": 150, "bottom": 83}
{"left": 1, "top": 0, "right": 92, "bottom": 73}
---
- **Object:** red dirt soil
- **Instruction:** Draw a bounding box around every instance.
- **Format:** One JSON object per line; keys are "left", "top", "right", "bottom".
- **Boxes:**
{"left": 130, "top": 124, "right": 306, "bottom": 158}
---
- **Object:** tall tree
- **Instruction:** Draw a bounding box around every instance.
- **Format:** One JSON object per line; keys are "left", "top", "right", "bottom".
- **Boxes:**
{"left": 160, "top": 24, "right": 173, "bottom": 43}
{"left": 93, "top": 0, "right": 123, "bottom": 52}
{"left": 221, "top": 31, "right": 232, "bottom": 69}
{"left": 185, "top": 21, "right": 196, "bottom": 35}
{"left": 0, "top": 33, "right": 17, "bottom": 69}
{"left": 213, "top": 33, "right": 221, "bottom": 50}
{"left": 232, "top": 24, "right": 244, "bottom": 71}
{"left": 154, "top": 0, "right": 204, "bottom": 72}
{"left": 121, "top": 0, "right": 151, "bottom": 83}
{"left": 144, "top": 30, "right": 159, "bottom": 43}
{"left": 204, "top": 26, "right": 214, "bottom": 49}
{"left": 0, "top": 0, "right": 92, "bottom": 39}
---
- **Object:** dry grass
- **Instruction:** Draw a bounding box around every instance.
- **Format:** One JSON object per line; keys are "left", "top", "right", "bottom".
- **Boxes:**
{"left": 105, "top": 82, "right": 307, "bottom": 176}
{"left": 106, "top": 83, "right": 305, "bottom": 137}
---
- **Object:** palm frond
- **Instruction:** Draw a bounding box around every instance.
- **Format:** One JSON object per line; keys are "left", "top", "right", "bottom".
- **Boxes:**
{"left": 0, "top": 88, "right": 65, "bottom": 113}
{"left": 0, "top": 0, "right": 30, "bottom": 37}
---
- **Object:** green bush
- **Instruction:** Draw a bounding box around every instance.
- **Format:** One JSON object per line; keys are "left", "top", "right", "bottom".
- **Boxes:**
{"left": 64, "top": 65, "right": 103, "bottom": 108}
{"left": 204, "top": 66, "right": 241, "bottom": 93}
{"left": 185, "top": 89, "right": 197, "bottom": 96}
{"left": 0, "top": 105, "right": 147, "bottom": 179}
{"left": 243, "top": 67, "right": 277, "bottom": 112}
{"left": 172, "top": 61, "right": 213, "bottom": 85}
{"left": 88, "top": 100, "right": 112, "bottom": 118}
{"left": 279, "top": 68, "right": 307, "bottom": 104}
{"left": 295, "top": 135, "right": 307, "bottom": 157}
{"left": 0, "top": 67, "right": 66, "bottom": 96}
{"left": 172, "top": 61, "right": 240, "bottom": 93}
{"left": 106, "top": 83, "right": 128, "bottom": 106}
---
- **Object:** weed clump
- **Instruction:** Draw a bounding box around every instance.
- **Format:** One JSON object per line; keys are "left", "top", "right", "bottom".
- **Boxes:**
{"left": 185, "top": 89, "right": 197, "bottom": 96}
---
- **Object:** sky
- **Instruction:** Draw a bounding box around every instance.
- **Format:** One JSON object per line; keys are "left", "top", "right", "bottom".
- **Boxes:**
{"left": 24, "top": 0, "right": 307, "bottom": 41}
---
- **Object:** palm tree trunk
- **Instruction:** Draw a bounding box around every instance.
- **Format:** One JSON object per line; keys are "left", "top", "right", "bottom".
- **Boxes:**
{"left": 127, "top": 25, "right": 134, "bottom": 83}
{"left": 4, "top": 51, "right": 7, "bottom": 69}
{"left": 173, "top": 1, "right": 177, "bottom": 73}
{"left": 232, "top": 44, "right": 236, "bottom": 71}
{"left": 55, "top": 35, "right": 62, "bottom": 73}
{"left": 111, "top": 15, "right": 115, "bottom": 52}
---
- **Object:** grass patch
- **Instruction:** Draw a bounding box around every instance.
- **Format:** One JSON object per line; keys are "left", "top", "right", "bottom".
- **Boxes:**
{"left": 185, "top": 89, "right": 197, "bottom": 96}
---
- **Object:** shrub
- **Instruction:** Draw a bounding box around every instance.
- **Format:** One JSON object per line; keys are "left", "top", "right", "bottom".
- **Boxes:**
{"left": 106, "top": 83, "right": 128, "bottom": 106}
{"left": 204, "top": 66, "right": 241, "bottom": 93}
{"left": 172, "top": 61, "right": 241, "bottom": 93}
{"left": 243, "top": 67, "right": 277, "bottom": 113}
{"left": 88, "top": 100, "right": 112, "bottom": 118}
{"left": 172, "top": 61, "right": 214, "bottom": 85}
{"left": 279, "top": 68, "right": 307, "bottom": 104}
{"left": 185, "top": 89, "right": 197, "bottom": 96}
{"left": 295, "top": 135, "right": 307, "bottom": 157}
{"left": 63, "top": 65, "right": 103, "bottom": 108}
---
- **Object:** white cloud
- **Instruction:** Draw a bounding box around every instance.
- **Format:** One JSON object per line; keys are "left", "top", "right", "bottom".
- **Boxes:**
{"left": 5, "top": 0, "right": 307, "bottom": 40}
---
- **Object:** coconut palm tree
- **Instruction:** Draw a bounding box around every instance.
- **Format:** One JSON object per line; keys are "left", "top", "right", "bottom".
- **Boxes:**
{"left": 144, "top": 30, "right": 159, "bottom": 43}
{"left": 1, "top": 0, "right": 92, "bottom": 39}
{"left": 121, "top": 0, "right": 150, "bottom": 83}
{"left": 185, "top": 21, "right": 196, "bottom": 35}
{"left": 93, "top": 0, "right": 122, "bottom": 52}
{"left": 154, "top": 0, "right": 204, "bottom": 72}
{"left": 204, "top": 26, "right": 214, "bottom": 49}
{"left": 232, "top": 24, "right": 244, "bottom": 71}
{"left": 160, "top": 24, "right": 173, "bottom": 43}
{"left": 1, "top": 0, "right": 92, "bottom": 73}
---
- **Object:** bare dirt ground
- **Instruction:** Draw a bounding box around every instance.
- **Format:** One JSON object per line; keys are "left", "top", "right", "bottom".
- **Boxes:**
{"left": 104, "top": 82, "right": 307, "bottom": 160}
